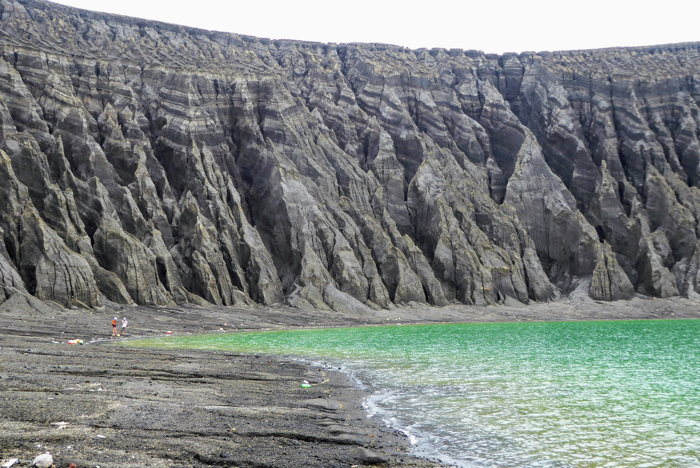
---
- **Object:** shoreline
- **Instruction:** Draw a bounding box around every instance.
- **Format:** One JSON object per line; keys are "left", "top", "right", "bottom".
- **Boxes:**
{"left": 2, "top": 294, "right": 700, "bottom": 467}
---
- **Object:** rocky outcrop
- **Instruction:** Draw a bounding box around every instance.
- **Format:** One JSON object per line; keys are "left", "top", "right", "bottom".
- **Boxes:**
{"left": 0, "top": 149, "right": 100, "bottom": 307}
{"left": 1, "top": 0, "right": 700, "bottom": 309}
{"left": 589, "top": 242, "right": 635, "bottom": 301}
{"left": 0, "top": 225, "right": 26, "bottom": 301}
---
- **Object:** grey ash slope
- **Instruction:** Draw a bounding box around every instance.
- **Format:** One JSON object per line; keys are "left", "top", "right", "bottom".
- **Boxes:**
{"left": 0, "top": 0, "right": 698, "bottom": 311}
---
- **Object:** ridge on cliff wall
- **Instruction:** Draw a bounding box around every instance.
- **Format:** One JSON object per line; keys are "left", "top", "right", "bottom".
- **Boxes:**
{"left": 0, "top": 0, "right": 698, "bottom": 311}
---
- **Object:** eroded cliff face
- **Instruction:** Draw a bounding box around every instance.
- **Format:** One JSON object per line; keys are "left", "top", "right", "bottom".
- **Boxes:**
{"left": 0, "top": 0, "right": 698, "bottom": 310}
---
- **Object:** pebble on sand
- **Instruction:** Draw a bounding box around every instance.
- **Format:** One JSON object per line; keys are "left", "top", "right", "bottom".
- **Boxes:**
{"left": 30, "top": 452, "right": 53, "bottom": 468}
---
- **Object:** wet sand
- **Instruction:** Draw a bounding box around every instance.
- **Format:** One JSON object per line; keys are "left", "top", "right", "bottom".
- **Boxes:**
{"left": 2, "top": 293, "right": 700, "bottom": 467}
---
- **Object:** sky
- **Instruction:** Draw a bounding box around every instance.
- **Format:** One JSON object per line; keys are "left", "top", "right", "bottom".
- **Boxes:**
{"left": 53, "top": 0, "right": 699, "bottom": 54}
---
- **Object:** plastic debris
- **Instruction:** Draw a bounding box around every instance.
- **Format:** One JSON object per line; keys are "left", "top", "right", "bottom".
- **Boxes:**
{"left": 1, "top": 459, "right": 19, "bottom": 467}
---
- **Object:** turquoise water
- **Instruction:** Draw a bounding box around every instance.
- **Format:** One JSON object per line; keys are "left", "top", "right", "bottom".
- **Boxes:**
{"left": 124, "top": 320, "right": 700, "bottom": 467}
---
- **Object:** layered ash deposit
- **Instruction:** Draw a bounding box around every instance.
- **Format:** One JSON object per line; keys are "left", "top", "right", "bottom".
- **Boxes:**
{"left": 0, "top": 0, "right": 699, "bottom": 312}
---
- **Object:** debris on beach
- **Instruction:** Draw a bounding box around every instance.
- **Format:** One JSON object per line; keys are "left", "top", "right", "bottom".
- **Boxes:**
{"left": 30, "top": 452, "right": 52, "bottom": 468}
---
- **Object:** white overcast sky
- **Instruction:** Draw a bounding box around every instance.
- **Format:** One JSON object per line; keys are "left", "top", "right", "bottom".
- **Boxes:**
{"left": 53, "top": 0, "right": 698, "bottom": 54}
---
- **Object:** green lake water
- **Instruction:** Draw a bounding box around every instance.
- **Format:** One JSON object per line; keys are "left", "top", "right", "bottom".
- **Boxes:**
{"left": 123, "top": 319, "right": 700, "bottom": 467}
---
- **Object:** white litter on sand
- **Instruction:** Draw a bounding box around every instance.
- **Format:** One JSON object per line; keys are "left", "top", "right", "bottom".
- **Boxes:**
{"left": 30, "top": 452, "right": 53, "bottom": 468}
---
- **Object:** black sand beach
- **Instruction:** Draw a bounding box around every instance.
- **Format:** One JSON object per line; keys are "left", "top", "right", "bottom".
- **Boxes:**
{"left": 2, "top": 294, "right": 700, "bottom": 467}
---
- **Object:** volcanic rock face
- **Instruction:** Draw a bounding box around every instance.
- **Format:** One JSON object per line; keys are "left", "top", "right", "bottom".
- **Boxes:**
{"left": 0, "top": 0, "right": 699, "bottom": 309}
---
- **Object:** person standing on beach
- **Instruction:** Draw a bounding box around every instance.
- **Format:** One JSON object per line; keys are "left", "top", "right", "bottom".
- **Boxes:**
{"left": 112, "top": 317, "right": 117, "bottom": 337}
{"left": 121, "top": 317, "right": 128, "bottom": 336}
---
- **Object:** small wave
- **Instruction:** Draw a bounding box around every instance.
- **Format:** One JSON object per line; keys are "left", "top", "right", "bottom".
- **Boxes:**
{"left": 362, "top": 391, "right": 442, "bottom": 458}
